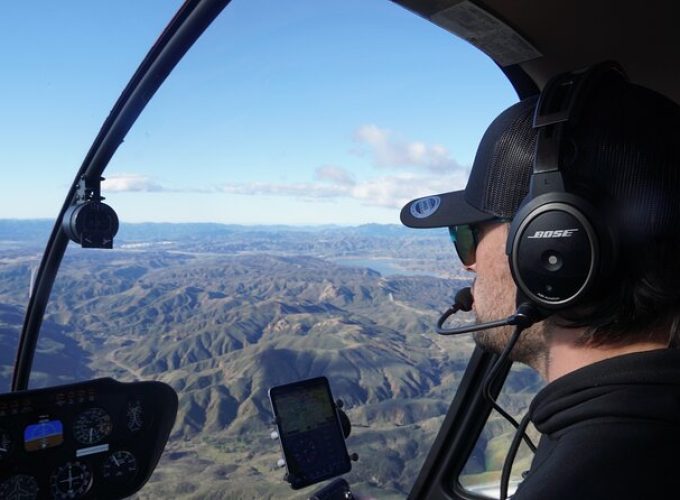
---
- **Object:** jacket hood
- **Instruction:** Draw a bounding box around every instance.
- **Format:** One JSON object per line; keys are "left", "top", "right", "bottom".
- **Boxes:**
{"left": 530, "top": 349, "right": 680, "bottom": 435}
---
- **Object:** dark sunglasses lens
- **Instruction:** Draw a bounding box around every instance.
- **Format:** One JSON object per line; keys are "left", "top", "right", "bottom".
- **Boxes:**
{"left": 448, "top": 225, "right": 477, "bottom": 266}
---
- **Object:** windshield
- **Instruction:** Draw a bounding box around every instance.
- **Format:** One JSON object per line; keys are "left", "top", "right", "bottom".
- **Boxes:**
{"left": 0, "top": 0, "right": 517, "bottom": 497}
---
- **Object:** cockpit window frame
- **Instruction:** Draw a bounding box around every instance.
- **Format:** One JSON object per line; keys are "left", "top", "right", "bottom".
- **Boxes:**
{"left": 407, "top": 346, "right": 512, "bottom": 499}
{"left": 9, "top": 2, "right": 543, "bottom": 497}
{"left": 11, "top": 0, "right": 233, "bottom": 392}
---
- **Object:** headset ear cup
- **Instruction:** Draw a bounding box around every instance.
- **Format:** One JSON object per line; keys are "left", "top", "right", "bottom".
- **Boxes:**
{"left": 507, "top": 193, "right": 602, "bottom": 309}
{"left": 504, "top": 64, "right": 628, "bottom": 310}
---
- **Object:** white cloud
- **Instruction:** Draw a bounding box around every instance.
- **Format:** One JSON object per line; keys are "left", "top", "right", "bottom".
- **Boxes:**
{"left": 104, "top": 174, "right": 164, "bottom": 192}
{"left": 314, "top": 165, "right": 356, "bottom": 186}
{"left": 106, "top": 125, "right": 470, "bottom": 213}
{"left": 220, "top": 181, "right": 347, "bottom": 199}
{"left": 353, "top": 124, "right": 466, "bottom": 174}
{"left": 349, "top": 172, "right": 468, "bottom": 208}
{"left": 103, "top": 174, "right": 211, "bottom": 193}
{"left": 219, "top": 171, "right": 467, "bottom": 210}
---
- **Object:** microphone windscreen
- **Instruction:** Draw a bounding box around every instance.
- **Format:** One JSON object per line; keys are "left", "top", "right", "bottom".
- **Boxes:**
{"left": 454, "top": 287, "right": 473, "bottom": 312}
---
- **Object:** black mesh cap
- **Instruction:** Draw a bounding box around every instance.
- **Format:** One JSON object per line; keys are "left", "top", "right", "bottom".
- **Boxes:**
{"left": 563, "top": 75, "right": 680, "bottom": 242}
{"left": 401, "top": 71, "right": 680, "bottom": 239}
{"left": 400, "top": 96, "right": 538, "bottom": 228}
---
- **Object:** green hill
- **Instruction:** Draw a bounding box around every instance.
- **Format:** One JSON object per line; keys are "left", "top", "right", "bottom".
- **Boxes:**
{"left": 0, "top": 223, "right": 483, "bottom": 497}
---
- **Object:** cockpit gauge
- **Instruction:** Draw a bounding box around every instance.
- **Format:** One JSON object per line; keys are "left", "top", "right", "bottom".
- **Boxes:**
{"left": 49, "top": 461, "right": 92, "bottom": 499}
{"left": 102, "top": 450, "right": 139, "bottom": 484}
{"left": 126, "top": 400, "right": 143, "bottom": 432}
{"left": 0, "top": 474, "right": 39, "bottom": 500}
{"left": 73, "top": 407, "right": 112, "bottom": 445}
{"left": 0, "top": 428, "right": 14, "bottom": 460}
{"left": 0, "top": 378, "right": 177, "bottom": 499}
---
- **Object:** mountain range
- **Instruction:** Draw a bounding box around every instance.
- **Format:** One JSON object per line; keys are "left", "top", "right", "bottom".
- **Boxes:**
{"left": 0, "top": 221, "right": 538, "bottom": 498}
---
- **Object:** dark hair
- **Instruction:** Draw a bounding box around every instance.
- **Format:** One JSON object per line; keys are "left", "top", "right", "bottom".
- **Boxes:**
{"left": 556, "top": 76, "right": 680, "bottom": 346}
{"left": 561, "top": 236, "right": 680, "bottom": 347}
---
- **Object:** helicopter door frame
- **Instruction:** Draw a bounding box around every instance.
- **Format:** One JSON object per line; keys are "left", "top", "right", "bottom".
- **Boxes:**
{"left": 408, "top": 346, "right": 511, "bottom": 499}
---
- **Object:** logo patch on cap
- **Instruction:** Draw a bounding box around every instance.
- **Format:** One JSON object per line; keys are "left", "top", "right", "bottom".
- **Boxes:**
{"left": 410, "top": 196, "right": 441, "bottom": 219}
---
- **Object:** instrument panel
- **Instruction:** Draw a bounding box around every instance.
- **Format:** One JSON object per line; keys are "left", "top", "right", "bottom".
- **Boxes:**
{"left": 0, "top": 378, "right": 177, "bottom": 499}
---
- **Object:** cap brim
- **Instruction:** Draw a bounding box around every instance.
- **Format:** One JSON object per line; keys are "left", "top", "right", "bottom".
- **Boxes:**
{"left": 400, "top": 191, "right": 494, "bottom": 228}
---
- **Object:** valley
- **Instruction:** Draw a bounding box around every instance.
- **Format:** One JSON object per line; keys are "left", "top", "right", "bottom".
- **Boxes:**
{"left": 0, "top": 221, "right": 537, "bottom": 498}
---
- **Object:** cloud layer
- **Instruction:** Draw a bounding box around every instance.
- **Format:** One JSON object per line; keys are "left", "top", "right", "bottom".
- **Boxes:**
{"left": 103, "top": 125, "right": 469, "bottom": 210}
{"left": 103, "top": 174, "right": 211, "bottom": 194}
{"left": 103, "top": 174, "right": 164, "bottom": 192}
{"left": 219, "top": 125, "right": 470, "bottom": 208}
{"left": 353, "top": 124, "right": 466, "bottom": 174}
{"left": 220, "top": 168, "right": 467, "bottom": 209}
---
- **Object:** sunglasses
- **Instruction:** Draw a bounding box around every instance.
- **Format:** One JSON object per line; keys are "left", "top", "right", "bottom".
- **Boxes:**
{"left": 448, "top": 224, "right": 481, "bottom": 266}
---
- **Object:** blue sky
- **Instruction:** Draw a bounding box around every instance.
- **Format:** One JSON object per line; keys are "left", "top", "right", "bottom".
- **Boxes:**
{"left": 0, "top": 0, "right": 517, "bottom": 225}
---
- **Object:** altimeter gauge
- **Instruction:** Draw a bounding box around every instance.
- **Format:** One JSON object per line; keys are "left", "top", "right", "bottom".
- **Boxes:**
{"left": 49, "top": 461, "right": 92, "bottom": 499}
{"left": 0, "top": 474, "right": 39, "bottom": 500}
{"left": 73, "top": 407, "right": 112, "bottom": 445}
{"left": 102, "top": 450, "right": 138, "bottom": 484}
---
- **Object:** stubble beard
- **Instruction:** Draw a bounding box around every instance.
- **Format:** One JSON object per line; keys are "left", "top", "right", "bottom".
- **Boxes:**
{"left": 472, "top": 279, "right": 548, "bottom": 372}
{"left": 473, "top": 320, "right": 546, "bottom": 370}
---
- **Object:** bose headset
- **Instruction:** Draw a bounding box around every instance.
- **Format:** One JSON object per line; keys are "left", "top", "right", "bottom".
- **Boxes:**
{"left": 506, "top": 62, "right": 626, "bottom": 310}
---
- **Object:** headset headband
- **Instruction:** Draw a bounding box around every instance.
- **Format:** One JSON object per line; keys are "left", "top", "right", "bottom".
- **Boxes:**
{"left": 530, "top": 62, "right": 627, "bottom": 196}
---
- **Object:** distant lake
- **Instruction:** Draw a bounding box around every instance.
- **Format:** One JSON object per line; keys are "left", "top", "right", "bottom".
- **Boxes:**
{"left": 333, "top": 257, "right": 431, "bottom": 277}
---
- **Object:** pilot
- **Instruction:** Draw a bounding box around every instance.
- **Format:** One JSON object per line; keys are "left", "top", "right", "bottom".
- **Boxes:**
{"left": 400, "top": 63, "right": 680, "bottom": 498}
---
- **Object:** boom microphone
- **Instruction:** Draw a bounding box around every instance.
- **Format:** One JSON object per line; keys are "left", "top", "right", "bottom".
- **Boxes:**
{"left": 435, "top": 287, "right": 542, "bottom": 335}
{"left": 452, "top": 287, "right": 474, "bottom": 312}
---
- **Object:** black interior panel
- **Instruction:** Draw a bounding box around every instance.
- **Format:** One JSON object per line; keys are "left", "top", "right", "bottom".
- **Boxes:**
{"left": 0, "top": 378, "right": 177, "bottom": 499}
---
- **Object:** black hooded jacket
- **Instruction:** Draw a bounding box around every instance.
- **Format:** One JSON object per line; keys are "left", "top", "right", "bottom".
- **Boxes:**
{"left": 513, "top": 349, "right": 680, "bottom": 499}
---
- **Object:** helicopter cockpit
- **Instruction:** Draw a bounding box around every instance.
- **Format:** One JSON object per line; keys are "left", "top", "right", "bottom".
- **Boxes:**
{"left": 1, "top": 1, "right": 678, "bottom": 499}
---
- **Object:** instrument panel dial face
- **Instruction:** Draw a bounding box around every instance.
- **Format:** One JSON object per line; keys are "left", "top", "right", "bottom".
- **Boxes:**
{"left": 0, "top": 474, "right": 39, "bottom": 500}
{"left": 126, "top": 400, "right": 143, "bottom": 432}
{"left": 49, "top": 461, "right": 92, "bottom": 499}
{"left": 73, "top": 408, "right": 112, "bottom": 445}
{"left": 0, "top": 428, "right": 14, "bottom": 461}
{"left": 0, "top": 379, "right": 176, "bottom": 499}
{"left": 102, "top": 450, "right": 139, "bottom": 484}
